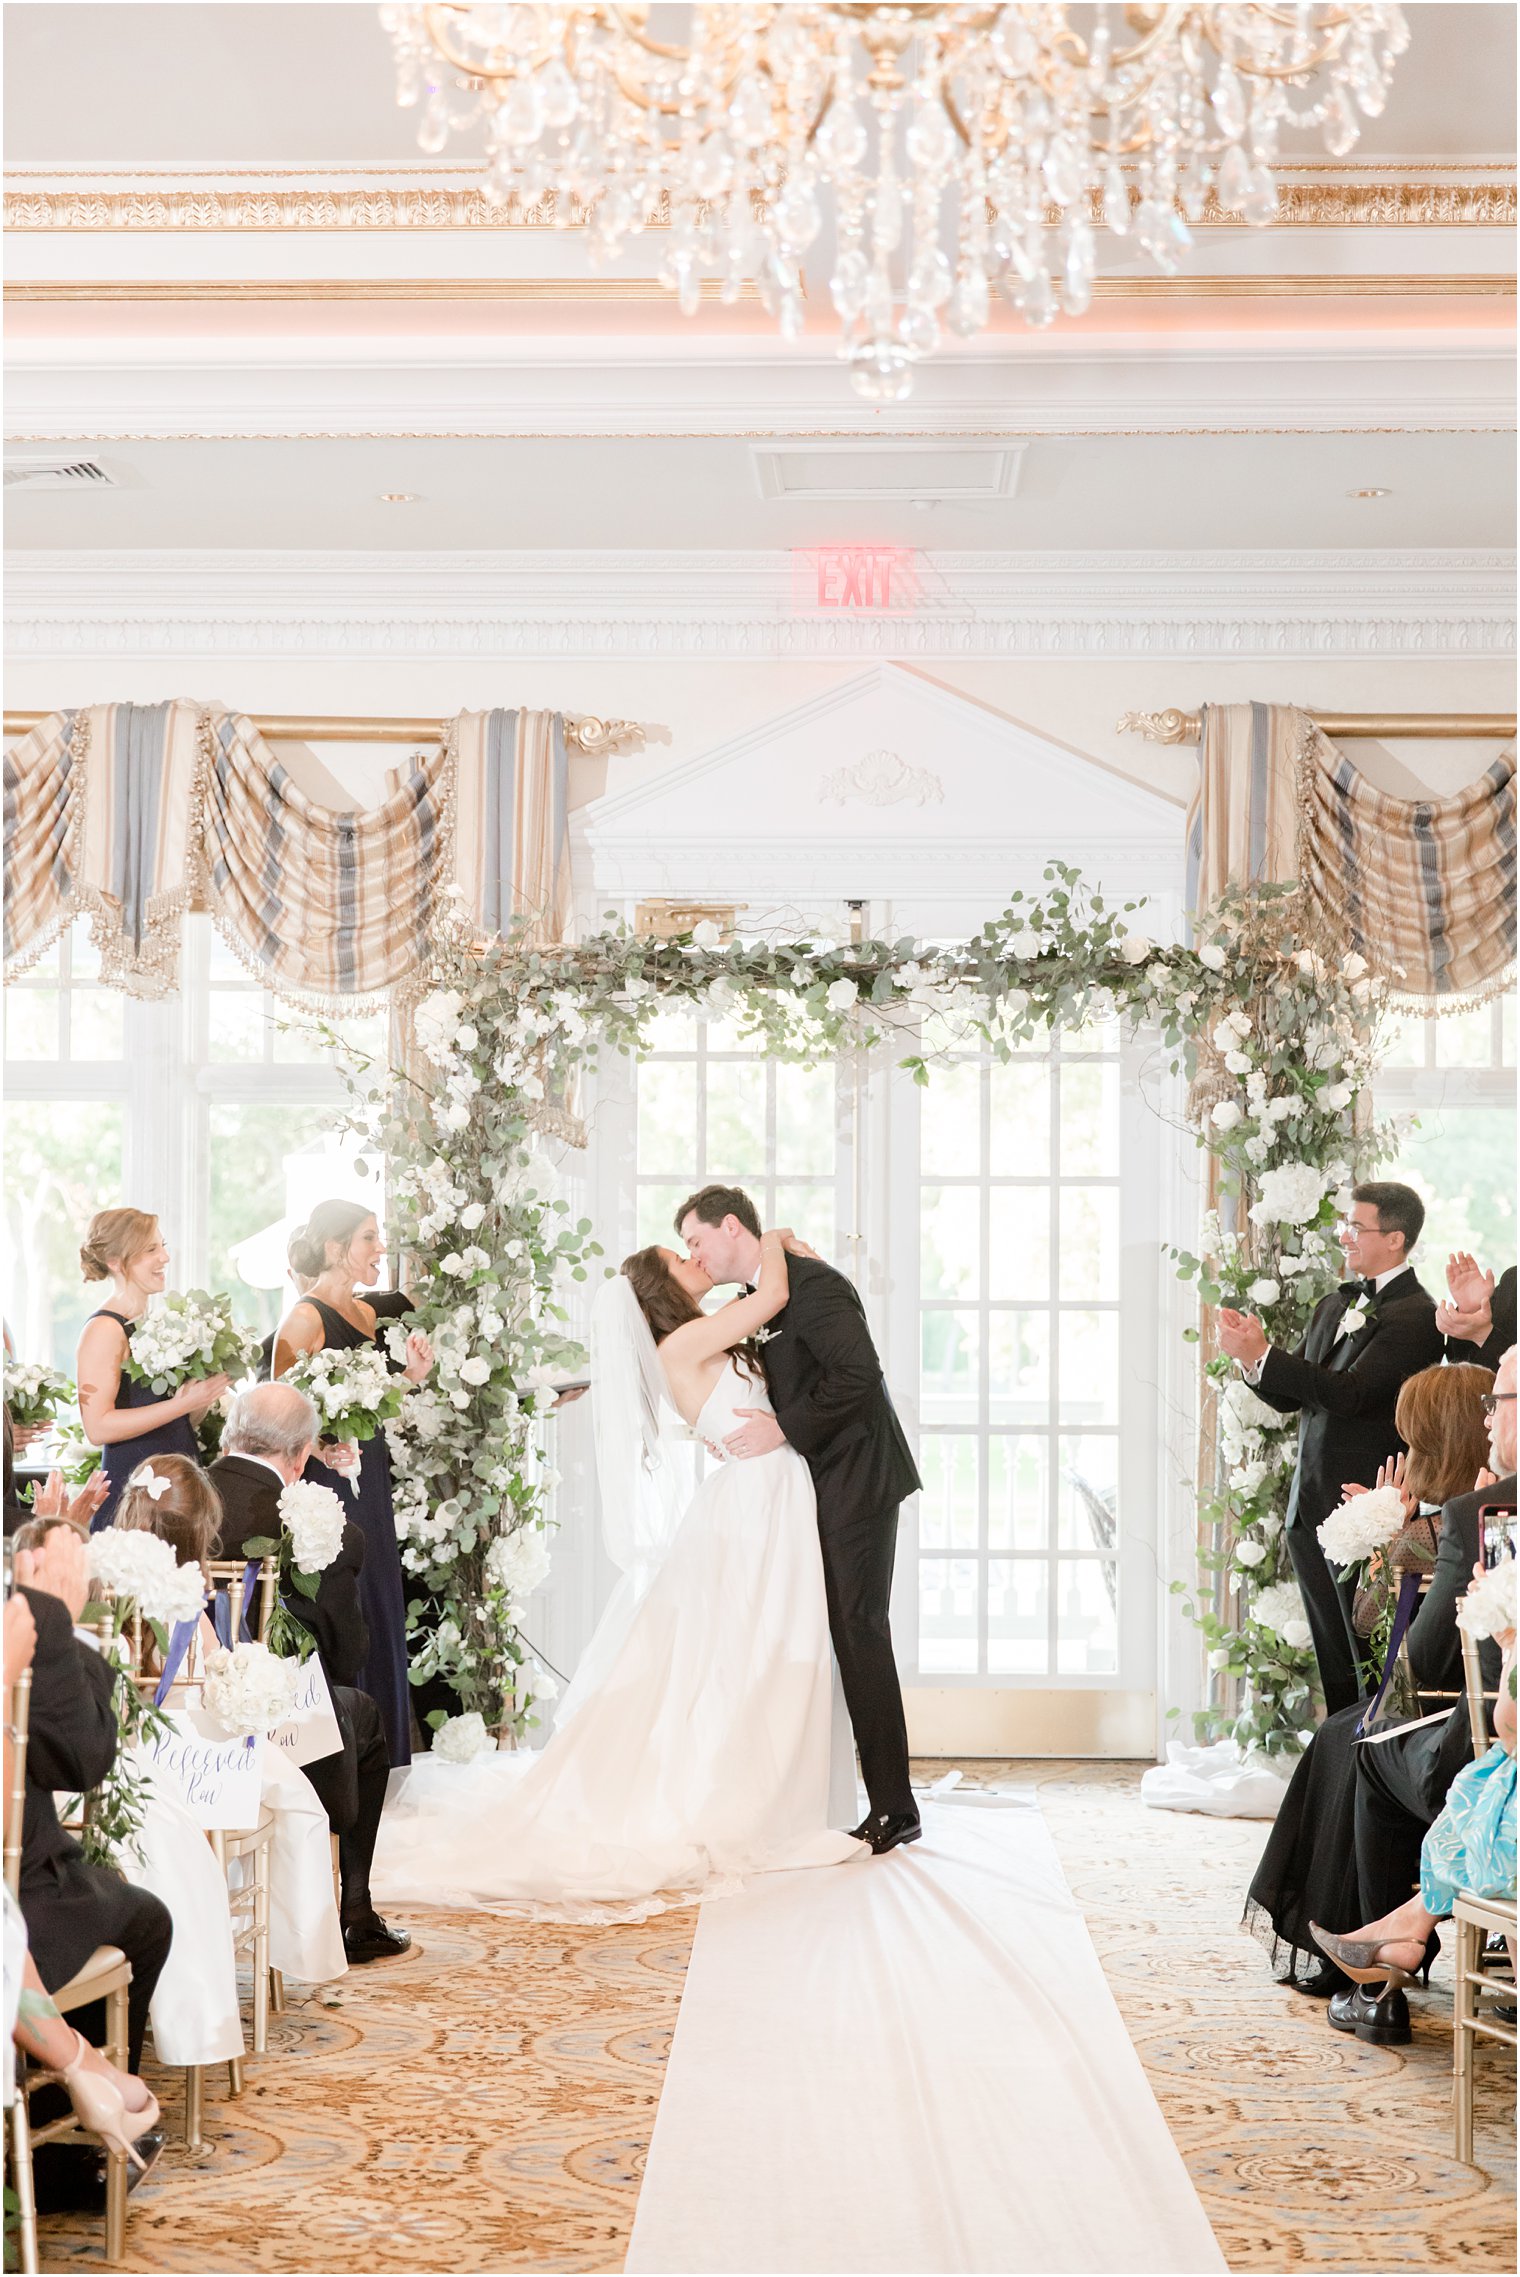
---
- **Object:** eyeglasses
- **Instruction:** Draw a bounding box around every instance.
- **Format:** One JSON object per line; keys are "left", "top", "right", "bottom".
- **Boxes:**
{"left": 1480, "top": 1394, "right": 1516, "bottom": 1417}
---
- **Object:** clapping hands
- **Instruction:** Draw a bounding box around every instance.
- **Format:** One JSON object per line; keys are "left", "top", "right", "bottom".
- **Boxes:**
{"left": 1216, "top": 1308, "right": 1269, "bottom": 1368}
{"left": 1435, "top": 1251, "right": 1496, "bottom": 1342}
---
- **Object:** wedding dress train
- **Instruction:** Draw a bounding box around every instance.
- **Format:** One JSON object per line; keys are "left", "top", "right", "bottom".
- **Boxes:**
{"left": 375, "top": 1361, "right": 862, "bottom": 1921}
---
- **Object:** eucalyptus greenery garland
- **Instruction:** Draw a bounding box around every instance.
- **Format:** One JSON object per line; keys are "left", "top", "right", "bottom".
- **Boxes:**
{"left": 338, "top": 868, "right": 1389, "bottom": 1753}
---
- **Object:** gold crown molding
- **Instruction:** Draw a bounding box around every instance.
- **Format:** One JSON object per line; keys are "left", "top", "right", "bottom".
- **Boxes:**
{"left": 6, "top": 178, "right": 1515, "bottom": 233}
{"left": 9, "top": 276, "right": 1511, "bottom": 308}
{"left": 4, "top": 275, "right": 762, "bottom": 305}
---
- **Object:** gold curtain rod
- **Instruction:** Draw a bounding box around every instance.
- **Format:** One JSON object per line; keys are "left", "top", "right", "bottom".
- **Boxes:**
{"left": 1118, "top": 709, "right": 1516, "bottom": 745}
{"left": 2, "top": 710, "right": 668, "bottom": 754}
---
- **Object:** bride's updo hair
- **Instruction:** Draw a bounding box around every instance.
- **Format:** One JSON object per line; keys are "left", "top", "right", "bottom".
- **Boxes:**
{"left": 621, "top": 1247, "right": 700, "bottom": 1345}
{"left": 80, "top": 1206, "right": 159, "bottom": 1284}
{"left": 288, "top": 1199, "right": 375, "bottom": 1279}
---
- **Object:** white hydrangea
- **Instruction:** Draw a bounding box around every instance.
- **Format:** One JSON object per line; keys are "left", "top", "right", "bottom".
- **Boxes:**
{"left": 413, "top": 988, "right": 466, "bottom": 1066}
{"left": 277, "top": 1479, "right": 347, "bottom": 1575}
{"left": 202, "top": 1641, "right": 300, "bottom": 1736}
{"left": 483, "top": 1527, "right": 552, "bottom": 1609}
{"left": 87, "top": 1527, "right": 207, "bottom": 1626}
{"left": 1248, "top": 1162, "right": 1327, "bottom": 1228}
{"left": 1218, "top": 1378, "right": 1281, "bottom": 1452}
{"left": 1317, "top": 1483, "right": 1408, "bottom": 1568}
{"left": 1457, "top": 1557, "right": 1516, "bottom": 1643}
{"left": 1247, "top": 1580, "right": 1313, "bottom": 1652}
{"left": 431, "top": 1711, "right": 494, "bottom": 1764}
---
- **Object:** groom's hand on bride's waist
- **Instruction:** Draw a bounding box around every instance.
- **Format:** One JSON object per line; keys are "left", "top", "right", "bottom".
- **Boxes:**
{"left": 723, "top": 1409, "right": 787, "bottom": 1460}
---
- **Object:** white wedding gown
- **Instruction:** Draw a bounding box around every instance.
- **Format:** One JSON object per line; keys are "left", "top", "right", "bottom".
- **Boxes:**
{"left": 375, "top": 1361, "right": 863, "bottom": 1921}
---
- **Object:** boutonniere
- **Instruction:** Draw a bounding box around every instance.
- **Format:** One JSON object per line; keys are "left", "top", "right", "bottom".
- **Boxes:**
{"left": 1335, "top": 1303, "right": 1372, "bottom": 1343}
{"left": 754, "top": 1326, "right": 783, "bottom": 1346}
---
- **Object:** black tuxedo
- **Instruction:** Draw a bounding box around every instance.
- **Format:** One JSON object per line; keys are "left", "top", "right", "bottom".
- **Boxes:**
{"left": 756, "top": 1253, "right": 921, "bottom": 1821}
{"left": 1444, "top": 1264, "right": 1517, "bottom": 1371}
{"left": 1352, "top": 1476, "right": 1514, "bottom": 1924}
{"left": 15, "top": 1585, "right": 173, "bottom": 2071}
{"left": 1255, "top": 1266, "right": 1442, "bottom": 1714}
{"left": 207, "top": 1452, "right": 390, "bottom": 1922}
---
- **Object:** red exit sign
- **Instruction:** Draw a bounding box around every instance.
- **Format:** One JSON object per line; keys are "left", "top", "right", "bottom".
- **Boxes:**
{"left": 793, "top": 546, "right": 921, "bottom": 615}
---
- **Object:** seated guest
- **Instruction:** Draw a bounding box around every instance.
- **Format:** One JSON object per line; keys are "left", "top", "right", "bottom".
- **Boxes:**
{"left": 209, "top": 1385, "right": 409, "bottom": 1963}
{"left": 1325, "top": 1344, "right": 1516, "bottom": 2044}
{"left": 1438, "top": 1252, "right": 1518, "bottom": 1371}
{"left": 4, "top": 1595, "right": 159, "bottom": 2165}
{"left": 1311, "top": 1619, "right": 1516, "bottom": 1990}
{"left": 1245, "top": 1361, "right": 1495, "bottom": 1991}
{"left": 1218, "top": 1180, "right": 1443, "bottom": 1715}
{"left": 9, "top": 1522, "right": 171, "bottom": 2207}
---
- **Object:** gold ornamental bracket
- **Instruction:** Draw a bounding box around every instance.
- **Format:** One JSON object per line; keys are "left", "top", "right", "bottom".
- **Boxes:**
{"left": 633, "top": 899, "right": 739, "bottom": 941}
{"left": 2, "top": 709, "right": 670, "bottom": 756}
{"left": 1118, "top": 708, "right": 1518, "bottom": 745}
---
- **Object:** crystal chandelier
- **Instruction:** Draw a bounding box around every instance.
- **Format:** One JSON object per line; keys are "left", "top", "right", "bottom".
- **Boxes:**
{"left": 382, "top": 4, "right": 1409, "bottom": 399}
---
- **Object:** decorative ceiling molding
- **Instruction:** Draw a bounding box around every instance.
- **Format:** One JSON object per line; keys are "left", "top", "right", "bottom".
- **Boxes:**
{"left": 7, "top": 343, "right": 1510, "bottom": 440}
{"left": 8, "top": 273, "right": 1512, "bottom": 305}
{"left": 6, "top": 170, "right": 1514, "bottom": 233}
{"left": 6, "top": 548, "right": 1512, "bottom": 664}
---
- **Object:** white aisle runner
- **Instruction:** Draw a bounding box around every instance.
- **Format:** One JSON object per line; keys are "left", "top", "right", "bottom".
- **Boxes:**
{"left": 627, "top": 1796, "right": 1224, "bottom": 2276}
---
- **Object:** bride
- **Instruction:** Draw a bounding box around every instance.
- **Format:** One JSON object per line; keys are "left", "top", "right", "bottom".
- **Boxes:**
{"left": 374, "top": 1226, "right": 863, "bottom": 1921}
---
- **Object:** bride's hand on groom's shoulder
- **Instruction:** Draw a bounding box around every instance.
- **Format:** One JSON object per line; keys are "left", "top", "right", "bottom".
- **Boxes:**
{"left": 775, "top": 1229, "right": 820, "bottom": 1260}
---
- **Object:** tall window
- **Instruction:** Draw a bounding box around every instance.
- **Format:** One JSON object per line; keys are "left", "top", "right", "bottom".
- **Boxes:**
{"left": 2, "top": 917, "right": 383, "bottom": 1372}
{"left": 632, "top": 1008, "right": 842, "bottom": 1258}
{"left": 914, "top": 1016, "right": 1122, "bottom": 1680}
{"left": 1375, "top": 994, "right": 1516, "bottom": 1266}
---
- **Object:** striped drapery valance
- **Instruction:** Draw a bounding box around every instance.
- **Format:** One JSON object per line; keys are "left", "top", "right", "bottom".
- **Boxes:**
{"left": 3, "top": 703, "right": 574, "bottom": 1004}
{"left": 1187, "top": 703, "right": 1517, "bottom": 1005}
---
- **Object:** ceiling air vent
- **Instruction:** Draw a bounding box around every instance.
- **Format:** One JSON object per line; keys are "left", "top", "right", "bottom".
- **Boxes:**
{"left": 3, "top": 456, "right": 120, "bottom": 490}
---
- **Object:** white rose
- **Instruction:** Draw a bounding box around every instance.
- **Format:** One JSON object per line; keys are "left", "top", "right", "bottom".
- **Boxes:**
{"left": 1224, "top": 1051, "right": 1252, "bottom": 1076}
{"left": 460, "top": 1246, "right": 490, "bottom": 1272}
{"left": 455, "top": 1024, "right": 479, "bottom": 1051}
{"left": 1211, "top": 1101, "right": 1243, "bottom": 1131}
{"left": 1234, "top": 1538, "right": 1267, "bottom": 1568}
{"left": 1208, "top": 1646, "right": 1232, "bottom": 1671}
{"left": 459, "top": 1355, "right": 492, "bottom": 1386}
{"left": 442, "top": 1101, "right": 472, "bottom": 1132}
{"left": 692, "top": 920, "right": 721, "bottom": 949}
{"left": 1247, "top": 1278, "right": 1280, "bottom": 1306}
{"left": 1198, "top": 944, "right": 1227, "bottom": 972}
{"left": 450, "top": 1389, "right": 470, "bottom": 1410}
{"left": 1322, "top": 1081, "right": 1354, "bottom": 1110}
{"left": 1278, "top": 1254, "right": 1305, "bottom": 1275}
{"left": 459, "top": 1202, "right": 486, "bottom": 1231}
{"left": 440, "top": 1253, "right": 465, "bottom": 1277}
{"left": 1265, "top": 1097, "right": 1298, "bottom": 1123}
{"left": 1119, "top": 933, "right": 1153, "bottom": 965}
{"left": 1341, "top": 952, "right": 1368, "bottom": 980}
{"left": 826, "top": 977, "right": 859, "bottom": 1012}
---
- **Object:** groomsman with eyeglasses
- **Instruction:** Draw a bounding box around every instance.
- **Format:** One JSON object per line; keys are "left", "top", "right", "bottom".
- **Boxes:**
{"left": 1215, "top": 1181, "right": 1445, "bottom": 1716}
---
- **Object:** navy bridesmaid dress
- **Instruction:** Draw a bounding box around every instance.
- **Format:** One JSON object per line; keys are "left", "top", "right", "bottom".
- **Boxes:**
{"left": 87, "top": 1308, "right": 199, "bottom": 1532}
{"left": 299, "top": 1297, "right": 413, "bottom": 1767}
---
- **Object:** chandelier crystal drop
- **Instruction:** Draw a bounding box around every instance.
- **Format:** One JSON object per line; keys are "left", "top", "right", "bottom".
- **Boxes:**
{"left": 382, "top": 3, "right": 1409, "bottom": 399}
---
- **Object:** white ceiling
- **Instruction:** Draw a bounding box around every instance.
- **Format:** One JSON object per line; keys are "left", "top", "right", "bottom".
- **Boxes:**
{"left": 3, "top": 431, "right": 1511, "bottom": 551}
{"left": 3, "top": 2, "right": 1515, "bottom": 166}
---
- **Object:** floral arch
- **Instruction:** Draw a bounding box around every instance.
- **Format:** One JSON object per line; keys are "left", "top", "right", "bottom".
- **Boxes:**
{"left": 348, "top": 869, "right": 1388, "bottom": 1756}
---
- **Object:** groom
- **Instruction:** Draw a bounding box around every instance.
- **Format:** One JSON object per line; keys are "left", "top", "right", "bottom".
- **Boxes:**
{"left": 677, "top": 1185, "right": 923, "bottom": 1854}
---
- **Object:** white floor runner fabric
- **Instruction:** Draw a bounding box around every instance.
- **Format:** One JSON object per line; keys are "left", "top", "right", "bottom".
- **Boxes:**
{"left": 627, "top": 1795, "right": 1225, "bottom": 2275}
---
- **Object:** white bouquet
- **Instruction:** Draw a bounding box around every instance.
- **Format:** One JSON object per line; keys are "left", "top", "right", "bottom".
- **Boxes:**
{"left": 87, "top": 1526, "right": 207, "bottom": 1628}
{"left": 1317, "top": 1484, "right": 1408, "bottom": 1570}
{"left": 3, "top": 1359, "right": 75, "bottom": 1431}
{"left": 1457, "top": 1556, "right": 1516, "bottom": 1644}
{"left": 276, "top": 1479, "right": 347, "bottom": 1579}
{"left": 1246, "top": 1579, "right": 1314, "bottom": 1652}
{"left": 122, "top": 1289, "right": 260, "bottom": 1397}
{"left": 286, "top": 1345, "right": 406, "bottom": 1496}
{"left": 431, "top": 1710, "right": 494, "bottom": 1764}
{"left": 202, "top": 1641, "right": 300, "bottom": 1736}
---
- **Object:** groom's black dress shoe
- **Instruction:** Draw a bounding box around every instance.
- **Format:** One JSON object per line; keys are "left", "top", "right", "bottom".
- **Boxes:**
{"left": 343, "top": 1909, "right": 413, "bottom": 1963}
{"left": 852, "top": 1811, "right": 922, "bottom": 1856}
{"left": 1328, "top": 1983, "right": 1410, "bottom": 2045}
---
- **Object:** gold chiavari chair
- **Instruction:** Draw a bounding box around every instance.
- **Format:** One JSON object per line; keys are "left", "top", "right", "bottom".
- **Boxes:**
{"left": 1450, "top": 1623, "right": 1516, "bottom": 2165}
{"left": 5, "top": 1664, "right": 134, "bottom": 2271}
{"left": 206, "top": 1557, "right": 287, "bottom": 2039}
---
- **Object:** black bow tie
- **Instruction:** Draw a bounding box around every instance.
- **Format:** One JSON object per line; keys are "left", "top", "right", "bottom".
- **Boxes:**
{"left": 1340, "top": 1278, "right": 1376, "bottom": 1305}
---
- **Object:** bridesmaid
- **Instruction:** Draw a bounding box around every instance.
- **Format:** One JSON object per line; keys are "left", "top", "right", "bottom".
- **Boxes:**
{"left": 272, "top": 1200, "right": 433, "bottom": 1768}
{"left": 76, "top": 1208, "right": 231, "bottom": 1532}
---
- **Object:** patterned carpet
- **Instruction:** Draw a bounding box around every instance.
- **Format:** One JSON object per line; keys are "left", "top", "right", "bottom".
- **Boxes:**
{"left": 38, "top": 1761, "right": 1515, "bottom": 2274}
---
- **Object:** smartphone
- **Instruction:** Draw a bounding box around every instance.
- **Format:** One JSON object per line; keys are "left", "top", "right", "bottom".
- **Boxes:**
{"left": 1479, "top": 1506, "right": 1515, "bottom": 1570}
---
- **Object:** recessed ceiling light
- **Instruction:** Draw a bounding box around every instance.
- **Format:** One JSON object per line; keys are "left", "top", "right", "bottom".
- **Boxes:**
{"left": 379, "top": 491, "right": 419, "bottom": 503}
{"left": 1348, "top": 487, "right": 1392, "bottom": 499}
